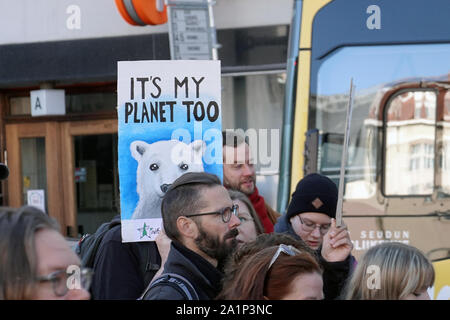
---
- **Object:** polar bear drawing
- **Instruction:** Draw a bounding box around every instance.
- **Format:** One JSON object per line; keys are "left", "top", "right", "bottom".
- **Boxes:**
{"left": 130, "top": 139, "right": 205, "bottom": 220}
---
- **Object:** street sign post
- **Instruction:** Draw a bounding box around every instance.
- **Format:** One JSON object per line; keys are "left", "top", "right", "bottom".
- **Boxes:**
{"left": 166, "top": 0, "right": 219, "bottom": 60}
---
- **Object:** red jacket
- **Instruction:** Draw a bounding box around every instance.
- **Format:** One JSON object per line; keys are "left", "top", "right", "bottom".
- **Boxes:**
{"left": 248, "top": 187, "right": 275, "bottom": 233}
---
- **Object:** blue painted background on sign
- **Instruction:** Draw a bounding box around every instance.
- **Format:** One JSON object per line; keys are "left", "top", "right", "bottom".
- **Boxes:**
{"left": 118, "top": 95, "right": 222, "bottom": 220}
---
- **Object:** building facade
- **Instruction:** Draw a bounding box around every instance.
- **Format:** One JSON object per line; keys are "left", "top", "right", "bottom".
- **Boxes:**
{"left": 0, "top": 0, "right": 291, "bottom": 237}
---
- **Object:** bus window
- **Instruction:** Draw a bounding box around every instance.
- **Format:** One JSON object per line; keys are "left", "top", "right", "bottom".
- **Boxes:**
{"left": 221, "top": 72, "right": 285, "bottom": 208}
{"left": 312, "top": 43, "right": 450, "bottom": 201}
{"left": 384, "top": 90, "right": 436, "bottom": 196}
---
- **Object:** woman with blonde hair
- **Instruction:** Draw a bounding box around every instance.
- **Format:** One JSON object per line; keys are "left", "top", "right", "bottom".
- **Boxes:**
{"left": 343, "top": 242, "right": 434, "bottom": 300}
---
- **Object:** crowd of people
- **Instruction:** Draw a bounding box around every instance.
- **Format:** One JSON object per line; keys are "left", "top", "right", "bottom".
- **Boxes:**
{"left": 0, "top": 132, "right": 436, "bottom": 300}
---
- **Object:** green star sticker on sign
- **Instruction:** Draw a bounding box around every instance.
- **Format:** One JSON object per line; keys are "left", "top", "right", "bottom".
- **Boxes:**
{"left": 137, "top": 222, "right": 151, "bottom": 239}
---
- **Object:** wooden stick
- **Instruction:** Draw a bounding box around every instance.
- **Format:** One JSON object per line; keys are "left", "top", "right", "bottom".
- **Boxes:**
{"left": 336, "top": 79, "right": 355, "bottom": 227}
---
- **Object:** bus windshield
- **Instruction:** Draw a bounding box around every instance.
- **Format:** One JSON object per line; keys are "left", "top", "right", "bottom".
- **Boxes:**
{"left": 311, "top": 43, "right": 450, "bottom": 200}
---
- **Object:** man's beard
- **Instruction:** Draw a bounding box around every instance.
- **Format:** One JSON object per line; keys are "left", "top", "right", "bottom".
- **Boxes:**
{"left": 224, "top": 175, "right": 256, "bottom": 196}
{"left": 194, "top": 226, "right": 239, "bottom": 266}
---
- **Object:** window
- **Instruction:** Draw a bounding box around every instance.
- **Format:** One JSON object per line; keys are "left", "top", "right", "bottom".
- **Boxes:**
{"left": 313, "top": 43, "right": 450, "bottom": 199}
{"left": 9, "top": 91, "right": 116, "bottom": 116}
{"left": 385, "top": 90, "right": 436, "bottom": 196}
{"left": 10, "top": 96, "right": 31, "bottom": 115}
{"left": 20, "top": 138, "right": 47, "bottom": 209}
{"left": 221, "top": 72, "right": 285, "bottom": 207}
{"left": 409, "top": 144, "right": 421, "bottom": 171}
{"left": 66, "top": 92, "right": 116, "bottom": 113}
{"left": 221, "top": 72, "right": 285, "bottom": 174}
{"left": 424, "top": 143, "right": 434, "bottom": 169}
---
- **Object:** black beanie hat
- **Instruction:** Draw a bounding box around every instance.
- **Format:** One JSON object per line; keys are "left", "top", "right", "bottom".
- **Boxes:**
{"left": 286, "top": 173, "right": 338, "bottom": 221}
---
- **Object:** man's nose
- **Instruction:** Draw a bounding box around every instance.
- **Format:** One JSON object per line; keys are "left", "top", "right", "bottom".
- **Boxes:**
{"left": 228, "top": 213, "right": 241, "bottom": 228}
{"left": 242, "top": 164, "right": 254, "bottom": 176}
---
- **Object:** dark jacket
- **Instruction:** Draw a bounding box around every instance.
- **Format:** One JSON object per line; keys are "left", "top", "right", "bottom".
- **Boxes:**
{"left": 91, "top": 225, "right": 161, "bottom": 300}
{"left": 274, "top": 214, "right": 356, "bottom": 300}
{"left": 142, "top": 241, "right": 223, "bottom": 300}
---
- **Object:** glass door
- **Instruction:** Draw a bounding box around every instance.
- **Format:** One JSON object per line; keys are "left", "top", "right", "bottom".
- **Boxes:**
{"left": 61, "top": 119, "right": 118, "bottom": 238}
{"left": 20, "top": 137, "right": 47, "bottom": 209}
{"left": 6, "top": 119, "right": 118, "bottom": 237}
{"left": 5, "top": 122, "right": 66, "bottom": 226}
{"left": 73, "top": 133, "right": 119, "bottom": 236}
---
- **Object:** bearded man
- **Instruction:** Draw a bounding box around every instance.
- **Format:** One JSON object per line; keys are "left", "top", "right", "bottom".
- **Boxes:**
{"left": 222, "top": 131, "right": 280, "bottom": 233}
{"left": 141, "top": 172, "right": 241, "bottom": 300}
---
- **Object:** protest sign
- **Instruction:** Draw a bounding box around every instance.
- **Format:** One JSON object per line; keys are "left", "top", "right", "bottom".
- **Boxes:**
{"left": 117, "top": 60, "right": 222, "bottom": 242}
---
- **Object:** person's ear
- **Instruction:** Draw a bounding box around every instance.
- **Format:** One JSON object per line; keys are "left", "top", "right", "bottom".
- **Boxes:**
{"left": 176, "top": 216, "right": 198, "bottom": 239}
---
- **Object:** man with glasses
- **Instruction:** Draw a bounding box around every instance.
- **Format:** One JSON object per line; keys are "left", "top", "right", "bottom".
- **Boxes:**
{"left": 275, "top": 173, "right": 355, "bottom": 300}
{"left": 141, "top": 172, "right": 241, "bottom": 300}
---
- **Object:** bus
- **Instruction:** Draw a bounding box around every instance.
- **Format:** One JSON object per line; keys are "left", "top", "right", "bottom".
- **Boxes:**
{"left": 277, "top": 0, "right": 450, "bottom": 287}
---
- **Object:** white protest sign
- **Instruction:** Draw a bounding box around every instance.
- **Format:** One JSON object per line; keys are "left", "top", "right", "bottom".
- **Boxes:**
{"left": 117, "top": 60, "right": 222, "bottom": 242}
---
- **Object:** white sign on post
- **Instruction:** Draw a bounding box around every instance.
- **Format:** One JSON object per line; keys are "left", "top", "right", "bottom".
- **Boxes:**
{"left": 27, "top": 189, "right": 46, "bottom": 213}
{"left": 167, "top": 0, "right": 218, "bottom": 60}
{"left": 30, "top": 89, "right": 66, "bottom": 116}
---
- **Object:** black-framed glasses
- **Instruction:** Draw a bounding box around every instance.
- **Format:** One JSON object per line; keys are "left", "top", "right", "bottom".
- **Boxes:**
{"left": 268, "top": 244, "right": 302, "bottom": 269}
{"left": 35, "top": 267, "right": 93, "bottom": 297}
{"left": 184, "top": 204, "right": 239, "bottom": 223}
{"left": 297, "top": 215, "right": 331, "bottom": 235}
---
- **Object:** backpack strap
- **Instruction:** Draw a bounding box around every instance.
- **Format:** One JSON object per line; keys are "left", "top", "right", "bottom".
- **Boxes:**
{"left": 138, "top": 273, "right": 199, "bottom": 300}
{"left": 164, "top": 273, "right": 199, "bottom": 300}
